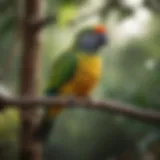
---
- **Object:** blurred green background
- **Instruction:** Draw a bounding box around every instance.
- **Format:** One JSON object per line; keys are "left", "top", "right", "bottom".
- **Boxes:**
{"left": 0, "top": 0, "right": 160, "bottom": 159}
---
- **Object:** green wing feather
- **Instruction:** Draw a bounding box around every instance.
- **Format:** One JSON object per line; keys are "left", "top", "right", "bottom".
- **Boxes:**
{"left": 34, "top": 52, "right": 77, "bottom": 141}
{"left": 45, "top": 52, "right": 77, "bottom": 95}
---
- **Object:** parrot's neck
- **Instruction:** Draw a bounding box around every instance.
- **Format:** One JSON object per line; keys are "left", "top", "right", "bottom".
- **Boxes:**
{"left": 77, "top": 52, "right": 98, "bottom": 57}
{"left": 72, "top": 46, "right": 99, "bottom": 55}
{"left": 73, "top": 49, "right": 98, "bottom": 56}
{"left": 76, "top": 53, "right": 100, "bottom": 60}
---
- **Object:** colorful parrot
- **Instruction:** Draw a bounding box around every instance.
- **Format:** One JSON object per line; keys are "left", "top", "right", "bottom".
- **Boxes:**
{"left": 34, "top": 24, "right": 108, "bottom": 141}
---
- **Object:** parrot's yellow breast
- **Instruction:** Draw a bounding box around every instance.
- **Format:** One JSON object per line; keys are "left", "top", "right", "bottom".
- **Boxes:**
{"left": 47, "top": 54, "right": 102, "bottom": 117}
{"left": 60, "top": 54, "right": 102, "bottom": 96}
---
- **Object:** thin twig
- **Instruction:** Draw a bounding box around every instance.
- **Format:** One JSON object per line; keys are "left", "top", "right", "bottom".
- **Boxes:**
{"left": 0, "top": 95, "right": 160, "bottom": 125}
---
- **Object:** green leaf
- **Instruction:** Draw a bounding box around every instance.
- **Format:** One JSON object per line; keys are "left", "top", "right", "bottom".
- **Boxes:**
{"left": 57, "top": 5, "right": 78, "bottom": 27}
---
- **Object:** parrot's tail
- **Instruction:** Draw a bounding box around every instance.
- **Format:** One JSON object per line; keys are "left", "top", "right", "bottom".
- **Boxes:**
{"left": 34, "top": 117, "right": 55, "bottom": 142}
{"left": 34, "top": 106, "right": 63, "bottom": 142}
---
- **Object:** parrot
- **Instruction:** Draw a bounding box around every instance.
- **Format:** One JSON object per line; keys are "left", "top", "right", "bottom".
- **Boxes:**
{"left": 34, "top": 24, "right": 108, "bottom": 141}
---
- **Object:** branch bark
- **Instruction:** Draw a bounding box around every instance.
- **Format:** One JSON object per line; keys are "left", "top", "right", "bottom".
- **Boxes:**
{"left": 0, "top": 96, "right": 160, "bottom": 125}
{"left": 19, "top": 0, "right": 43, "bottom": 160}
{"left": 28, "top": 15, "right": 56, "bottom": 31}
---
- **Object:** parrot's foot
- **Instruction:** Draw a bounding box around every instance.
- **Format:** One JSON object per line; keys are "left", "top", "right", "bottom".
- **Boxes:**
{"left": 34, "top": 118, "right": 55, "bottom": 142}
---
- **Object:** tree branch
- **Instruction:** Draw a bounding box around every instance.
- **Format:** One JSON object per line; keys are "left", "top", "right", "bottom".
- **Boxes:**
{"left": 27, "top": 15, "right": 56, "bottom": 31}
{"left": 0, "top": 95, "right": 160, "bottom": 125}
{"left": 19, "top": 0, "right": 43, "bottom": 160}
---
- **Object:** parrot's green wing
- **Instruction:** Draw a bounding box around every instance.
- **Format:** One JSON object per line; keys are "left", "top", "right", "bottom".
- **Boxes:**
{"left": 45, "top": 52, "right": 77, "bottom": 95}
{"left": 34, "top": 52, "right": 77, "bottom": 141}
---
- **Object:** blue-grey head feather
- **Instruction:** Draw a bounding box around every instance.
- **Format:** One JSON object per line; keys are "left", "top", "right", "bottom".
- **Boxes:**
{"left": 76, "top": 30, "right": 107, "bottom": 52}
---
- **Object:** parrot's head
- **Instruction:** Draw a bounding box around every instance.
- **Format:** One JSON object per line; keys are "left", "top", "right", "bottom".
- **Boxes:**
{"left": 75, "top": 24, "right": 108, "bottom": 53}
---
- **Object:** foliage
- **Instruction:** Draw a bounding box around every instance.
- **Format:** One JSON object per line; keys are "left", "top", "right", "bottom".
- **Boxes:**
{"left": 0, "top": 0, "right": 160, "bottom": 160}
